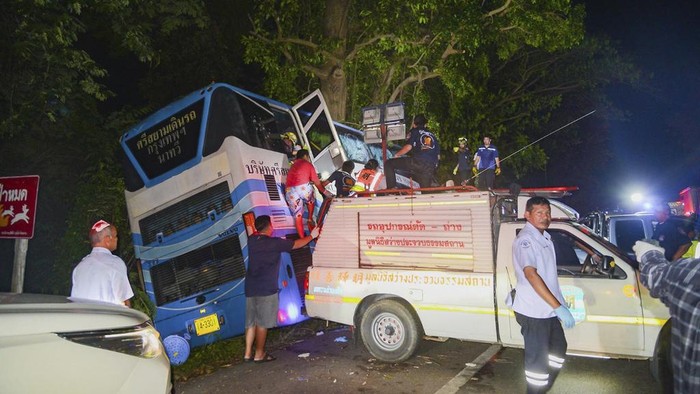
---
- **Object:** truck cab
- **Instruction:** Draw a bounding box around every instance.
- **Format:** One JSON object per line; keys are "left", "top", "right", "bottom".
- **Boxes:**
{"left": 580, "top": 211, "right": 656, "bottom": 261}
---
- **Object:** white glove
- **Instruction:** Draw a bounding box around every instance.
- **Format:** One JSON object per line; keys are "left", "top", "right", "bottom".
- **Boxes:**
{"left": 310, "top": 227, "right": 321, "bottom": 239}
{"left": 632, "top": 240, "right": 665, "bottom": 263}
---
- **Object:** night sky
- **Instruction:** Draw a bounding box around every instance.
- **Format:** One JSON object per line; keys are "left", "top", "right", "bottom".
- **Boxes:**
{"left": 584, "top": 0, "right": 700, "bottom": 210}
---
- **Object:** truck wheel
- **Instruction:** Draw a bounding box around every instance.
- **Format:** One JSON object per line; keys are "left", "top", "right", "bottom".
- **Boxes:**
{"left": 650, "top": 320, "right": 673, "bottom": 387}
{"left": 360, "top": 299, "right": 420, "bottom": 363}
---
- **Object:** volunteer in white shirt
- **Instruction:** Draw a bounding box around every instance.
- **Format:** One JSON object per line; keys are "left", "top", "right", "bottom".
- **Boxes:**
{"left": 510, "top": 197, "right": 575, "bottom": 393}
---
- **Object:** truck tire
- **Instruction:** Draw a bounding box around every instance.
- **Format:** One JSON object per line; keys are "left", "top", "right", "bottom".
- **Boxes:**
{"left": 650, "top": 320, "right": 673, "bottom": 388}
{"left": 359, "top": 299, "right": 420, "bottom": 363}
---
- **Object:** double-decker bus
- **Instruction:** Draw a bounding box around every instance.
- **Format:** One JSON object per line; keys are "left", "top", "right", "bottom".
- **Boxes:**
{"left": 120, "top": 83, "right": 347, "bottom": 355}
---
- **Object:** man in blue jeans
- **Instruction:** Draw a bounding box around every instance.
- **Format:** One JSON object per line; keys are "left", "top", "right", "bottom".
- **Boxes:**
{"left": 509, "top": 197, "right": 576, "bottom": 392}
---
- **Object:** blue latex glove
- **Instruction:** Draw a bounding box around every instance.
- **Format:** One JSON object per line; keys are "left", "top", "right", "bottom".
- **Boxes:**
{"left": 554, "top": 305, "right": 576, "bottom": 329}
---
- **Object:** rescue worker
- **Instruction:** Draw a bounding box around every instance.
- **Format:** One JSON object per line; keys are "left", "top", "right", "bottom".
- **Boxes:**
{"left": 633, "top": 240, "right": 700, "bottom": 394}
{"left": 285, "top": 149, "right": 330, "bottom": 238}
{"left": 323, "top": 160, "right": 356, "bottom": 197}
{"left": 351, "top": 159, "right": 385, "bottom": 194}
{"left": 509, "top": 197, "right": 575, "bottom": 393}
{"left": 474, "top": 135, "right": 501, "bottom": 190}
{"left": 281, "top": 131, "right": 301, "bottom": 159}
{"left": 452, "top": 137, "right": 471, "bottom": 186}
{"left": 384, "top": 114, "right": 440, "bottom": 190}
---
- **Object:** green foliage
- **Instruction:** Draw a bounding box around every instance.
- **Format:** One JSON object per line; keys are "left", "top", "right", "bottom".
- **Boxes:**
{"left": 243, "top": 0, "right": 597, "bottom": 178}
{"left": 0, "top": 0, "right": 208, "bottom": 293}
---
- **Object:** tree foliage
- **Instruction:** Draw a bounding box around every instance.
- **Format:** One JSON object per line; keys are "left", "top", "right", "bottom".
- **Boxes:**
{"left": 243, "top": 0, "right": 586, "bottom": 120}
{"left": 244, "top": 0, "right": 641, "bottom": 187}
{"left": 0, "top": 0, "right": 208, "bottom": 294}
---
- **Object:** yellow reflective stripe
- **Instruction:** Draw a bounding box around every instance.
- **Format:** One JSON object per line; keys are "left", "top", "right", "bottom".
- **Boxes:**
{"left": 430, "top": 253, "right": 473, "bottom": 260}
{"left": 416, "top": 304, "right": 494, "bottom": 314}
{"left": 586, "top": 315, "right": 643, "bottom": 325}
{"left": 305, "top": 294, "right": 361, "bottom": 304}
{"left": 642, "top": 317, "right": 668, "bottom": 326}
{"left": 336, "top": 200, "right": 487, "bottom": 209}
{"left": 364, "top": 251, "right": 474, "bottom": 260}
{"left": 364, "top": 251, "right": 401, "bottom": 257}
{"left": 306, "top": 295, "right": 669, "bottom": 328}
{"left": 498, "top": 309, "right": 516, "bottom": 316}
{"left": 586, "top": 315, "right": 667, "bottom": 326}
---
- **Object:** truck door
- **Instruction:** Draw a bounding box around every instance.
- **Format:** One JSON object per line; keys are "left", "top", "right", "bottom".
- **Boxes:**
{"left": 291, "top": 90, "right": 347, "bottom": 180}
{"left": 547, "top": 224, "right": 645, "bottom": 355}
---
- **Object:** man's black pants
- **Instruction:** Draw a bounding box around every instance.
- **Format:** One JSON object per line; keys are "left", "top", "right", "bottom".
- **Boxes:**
{"left": 384, "top": 157, "right": 433, "bottom": 189}
{"left": 478, "top": 168, "right": 495, "bottom": 190}
{"left": 515, "top": 312, "right": 568, "bottom": 393}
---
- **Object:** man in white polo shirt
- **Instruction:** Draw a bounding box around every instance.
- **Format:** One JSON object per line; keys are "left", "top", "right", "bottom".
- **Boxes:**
{"left": 71, "top": 220, "right": 133, "bottom": 307}
{"left": 510, "top": 197, "right": 575, "bottom": 393}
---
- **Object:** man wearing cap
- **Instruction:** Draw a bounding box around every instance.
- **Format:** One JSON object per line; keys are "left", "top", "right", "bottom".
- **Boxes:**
{"left": 474, "top": 135, "right": 501, "bottom": 190}
{"left": 71, "top": 220, "right": 133, "bottom": 307}
{"left": 384, "top": 114, "right": 440, "bottom": 190}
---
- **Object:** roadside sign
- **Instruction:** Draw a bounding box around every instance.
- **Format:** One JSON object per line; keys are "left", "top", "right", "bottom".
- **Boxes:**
{"left": 0, "top": 175, "right": 40, "bottom": 239}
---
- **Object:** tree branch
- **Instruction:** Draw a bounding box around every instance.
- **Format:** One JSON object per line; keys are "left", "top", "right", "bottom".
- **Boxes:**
{"left": 346, "top": 34, "right": 395, "bottom": 61}
{"left": 484, "top": 0, "right": 512, "bottom": 18}
{"left": 389, "top": 70, "right": 440, "bottom": 101}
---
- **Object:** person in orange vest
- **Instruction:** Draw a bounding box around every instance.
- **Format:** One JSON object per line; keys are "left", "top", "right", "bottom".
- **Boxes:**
{"left": 285, "top": 149, "right": 331, "bottom": 238}
{"left": 351, "top": 159, "right": 385, "bottom": 194}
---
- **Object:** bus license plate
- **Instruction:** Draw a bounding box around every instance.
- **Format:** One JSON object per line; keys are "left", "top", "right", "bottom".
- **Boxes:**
{"left": 194, "top": 314, "right": 220, "bottom": 336}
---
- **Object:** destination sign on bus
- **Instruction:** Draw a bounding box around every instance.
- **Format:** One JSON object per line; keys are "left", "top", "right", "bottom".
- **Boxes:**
{"left": 126, "top": 100, "right": 204, "bottom": 180}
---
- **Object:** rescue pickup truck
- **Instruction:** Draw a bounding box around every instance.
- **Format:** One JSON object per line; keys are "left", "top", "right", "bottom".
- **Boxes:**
{"left": 305, "top": 188, "right": 672, "bottom": 380}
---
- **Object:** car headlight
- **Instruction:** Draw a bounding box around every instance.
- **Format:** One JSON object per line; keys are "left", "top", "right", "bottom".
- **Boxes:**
{"left": 58, "top": 322, "right": 164, "bottom": 359}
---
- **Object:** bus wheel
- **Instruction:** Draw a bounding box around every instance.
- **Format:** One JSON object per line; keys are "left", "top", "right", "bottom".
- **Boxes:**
{"left": 650, "top": 320, "right": 673, "bottom": 387}
{"left": 360, "top": 299, "right": 419, "bottom": 363}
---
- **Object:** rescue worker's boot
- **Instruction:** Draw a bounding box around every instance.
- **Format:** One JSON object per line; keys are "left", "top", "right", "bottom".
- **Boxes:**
{"left": 294, "top": 214, "right": 305, "bottom": 238}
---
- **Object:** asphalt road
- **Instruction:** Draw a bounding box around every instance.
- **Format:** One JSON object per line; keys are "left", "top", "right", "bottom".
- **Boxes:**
{"left": 175, "top": 324, "right": 664, "bottom": 394}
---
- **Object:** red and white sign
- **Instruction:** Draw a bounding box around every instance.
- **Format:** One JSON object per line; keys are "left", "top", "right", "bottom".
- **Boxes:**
{"left": 0, "top": 175, "right": 40, "bottom": 239}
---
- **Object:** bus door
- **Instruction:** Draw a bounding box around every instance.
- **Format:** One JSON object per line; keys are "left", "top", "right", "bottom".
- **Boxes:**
{"left": 291, "top": 90, "right": 346, "bottom": 180}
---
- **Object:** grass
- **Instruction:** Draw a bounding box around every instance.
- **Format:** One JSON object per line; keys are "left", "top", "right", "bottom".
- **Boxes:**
{"left": 172, "top": 318, "right": 343, "bottom": 381}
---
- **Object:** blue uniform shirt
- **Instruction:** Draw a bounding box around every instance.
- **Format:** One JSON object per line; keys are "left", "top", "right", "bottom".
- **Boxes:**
{"left": 476, "top": 144, "right": 499, "bottom": 170}
{"left": 406, "top": 127, "right": 440, "bottom": 165}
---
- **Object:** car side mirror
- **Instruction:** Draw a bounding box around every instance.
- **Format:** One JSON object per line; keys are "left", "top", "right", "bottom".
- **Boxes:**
{"left": 600, "top": 256, "right": 614, "bottom": 271}
{"left": 596, "top": 256, "right": 616, "bottom": 277}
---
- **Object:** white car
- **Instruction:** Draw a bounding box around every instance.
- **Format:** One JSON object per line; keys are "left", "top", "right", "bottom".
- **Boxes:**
{"left": 0, "top": 293, "right": 172, "bottom": 394}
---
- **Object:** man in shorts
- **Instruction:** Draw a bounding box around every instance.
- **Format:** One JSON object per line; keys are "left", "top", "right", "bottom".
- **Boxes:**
{"left": 285, "top": 149, "right": 331, "bottom": 237}
{"left": 243, "top": 215, "right": 319, "bottom": 363}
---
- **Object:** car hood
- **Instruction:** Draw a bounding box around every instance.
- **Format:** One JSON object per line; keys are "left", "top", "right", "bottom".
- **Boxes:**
{"left": 0, "top": 293, "right": 151, "bottom": 336}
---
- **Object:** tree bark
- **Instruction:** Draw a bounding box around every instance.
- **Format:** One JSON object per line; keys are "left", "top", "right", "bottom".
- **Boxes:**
{"left": 320, "top": 0, "right": 350, "bottom": 121}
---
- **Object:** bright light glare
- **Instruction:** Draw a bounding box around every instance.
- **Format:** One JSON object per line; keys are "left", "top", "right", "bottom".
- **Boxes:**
{"left": 286, "top": 303, "right": 300, "bottom": 321}
{"left": 630, "top": 193, "right": 643, "bottom": 203}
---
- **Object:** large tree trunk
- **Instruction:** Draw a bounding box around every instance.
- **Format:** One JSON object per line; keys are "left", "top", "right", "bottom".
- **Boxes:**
{"left": 320, "top": 0, "right": 350, "bottom": 121}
